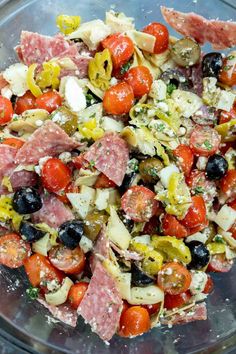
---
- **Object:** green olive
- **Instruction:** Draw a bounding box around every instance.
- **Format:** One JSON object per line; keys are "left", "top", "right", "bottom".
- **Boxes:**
{"left": 171, "top": 37, "right": 201, "bottom": 67}
{"left": 139, "top": 157, "right": 164, "bottom": 183}
{"left": 51, "top": 106, "right": 78, "bottom": 135}
{"left": 84, "top": 211, "right": 108, "bottom": 241}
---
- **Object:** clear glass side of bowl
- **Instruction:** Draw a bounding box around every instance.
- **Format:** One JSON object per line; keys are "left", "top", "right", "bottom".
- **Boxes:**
{"left": 0, "top": 0, "right": 236, "bottom": 353}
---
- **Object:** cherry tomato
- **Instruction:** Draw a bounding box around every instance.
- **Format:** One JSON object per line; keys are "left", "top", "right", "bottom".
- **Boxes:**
{"left": 229, "top": 223, "right": 236, "bottom": 239}
{"left": 219, "top": 141, "right": 236, "bottom": 155}
{"left": 56, "top": 182, "right": 79, "bottom": 204}
{"left": 162, "top": 214, "right": 188, "bottom": 238}
{"left": 186, "top": 169, "right": 216, "bottom": 203}
{"left": 41, "top": 158, "right": 72, "bottom": 193}
{"left": 124, "top": 66, "right": 153, "bottom": 98}
{"left": 35, "top": 91, "right": 62, "bottom": 113}
{"left": 14, "top": 91, "right": 36, "bottom": 114}
{"left": 173, "top": 144, "right": 194, "bottom": 176}
{"left": 181, "top": 196, "right": 206, "bottom": 229}
{"left": 103, "top": 82, "right": 134, "bottom": 115}
{"left": 49, "top": 245, "right": 85, "bottom": 274}
{"left": 203, "top": 275, "right": 214, "bottom": 294}
{"left": 142, "top": 303, "right": 161, "bottom": 316}
{"left": 190, "top": 126, "right": 221, "bottom": 157}
{"left": 94, "top": 173, "right": 116, "bottom": 188}
{"left": 228, "top": 199, "right": 236, "bottom": 210}
{"left": 2, "top": 137, "right": 25, "bottom": 149}
{"left": 158, "top": 262, "right": 192, "bottom": 295}
{"left": 121, "top": 185, "right": 159, "bottom": 222}
{"left": 218, "top": 107, "right": 236, "bottom": 125}
{"left": 207, "top": 254, "right": 233, "bottom": 273}
{"left": 221, "top": 170, "right": 236, "bottom": 198}
{"left": 0, "top": 96, "right": 13, "bottom": 125}
{"left": 219, "top": 56, "right": 236, "bottom": 86}
{"left": 187, "top": 218, "right": 209, "bottom": 235}
{"left": 0, "top": 233, "right": 31, "bottom": 268}
{"left": 142, "top": 22, "right": 169, "bottom": 54}
{"left": 24, "top": 253, "right": 64, "bottom": 287}
{"left": 119, "top": 306, "right": 150, "bottom": 337}
{"left": 164, "top": 291, "right": 191, "bottom": 310}
{"left": 102, "top": 33, "right": 134, "bottom": 69}
{"left": 72, "top": 154, "right": 89, "bottom": 170}
{"left": 68, "top": 281, "right": 89, "bottom": 309}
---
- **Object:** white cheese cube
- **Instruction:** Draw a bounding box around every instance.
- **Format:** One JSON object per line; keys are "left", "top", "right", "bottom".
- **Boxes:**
{"left": 67, "top": 186, "right": 95, "bottom": 219}
{"left": 95, "top": 189, "right": 110, "bottom": 210}
{"left": 149, "top": 79, "right": 167, "bottom": 100}
{"left": 215, "top": 90, "right": 235, "bottom": 112}
{"left": 159, "top": 164, "right": 179, "bottom": 188}
{"left": 64, "top": 76, "right": 86, "bottom": 112}
{"left": 190, "top": 271, "right": 208, "bottom": 295}
{"left": 79, "top": 235, "right": 93, "bottom": 253}
{"left": 215, "top": 205, "right": 236, "bottom": 231}
{"left": 185, "top": 232, "right": 208, "bottom": 244}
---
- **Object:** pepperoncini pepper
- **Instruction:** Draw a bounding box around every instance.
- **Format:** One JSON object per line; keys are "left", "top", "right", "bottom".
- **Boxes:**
{"left": 56, "top": 15, "right": 81, "bottom": 35}
{"left": 79, "top": 118, "right": 104, "bottom": 141}
{"left": 26, "top": 64, "right": 42, "bottom": 97}
{"left": 88, "top": 49, "right": 112, "bottom": 91}
{"left": 37, "top": 61, "right": 61, "bottom": 90}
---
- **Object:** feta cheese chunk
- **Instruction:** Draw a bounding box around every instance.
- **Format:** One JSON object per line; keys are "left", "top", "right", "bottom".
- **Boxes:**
{"left": 3, "top": 63, "right": 28, "bottom": 96}
{"left": 67, "top": 186, "right": 95, "bottom": 219}
{"left": 190, "top": 271, "right": 208, "bottom": 295}
{"left": 149, "top": 79, "right": 167, "bottom": 100}
{"left": 95, "top": 189, "right": 110, "bottom": 210}
{"left": 215, "top": 205, "right": 236, "bottom": 231}
{"left": 64, "top": 76, "right": 86, "bottom": 112}
{"left": 215, "top": 90, "right": 235, "bottom": 112}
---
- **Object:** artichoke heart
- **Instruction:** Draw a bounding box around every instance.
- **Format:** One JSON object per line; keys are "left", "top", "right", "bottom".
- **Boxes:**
{"left": 151, "top": 236, "right": 191, "bottom": 264}
{"left": 88, "top": 48, "right": 112, "bottom": 91}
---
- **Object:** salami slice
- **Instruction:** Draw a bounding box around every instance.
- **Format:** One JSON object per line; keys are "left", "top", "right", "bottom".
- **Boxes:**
{"left": 78, "top": 261, "right": 122, "bottom": 341}
{"left": 32, "top": 194, "right": 74, "bottom": 228}
{"left": 90, "top": 227, "right": 109, "bottom": 272}
{"left": 0, "top": 145, "right": 17, "bottom": 181}
{"left": 161, "top": 303, "right": 207, "bottom": 326}
{"left": 161, "top": 7, "right": 236, "bottom": 50}
{"left": 84, "top": 133, "right": 129, "bottom": 186}
{"left": 16, "top": 120, "right": 79, "bottom": 165}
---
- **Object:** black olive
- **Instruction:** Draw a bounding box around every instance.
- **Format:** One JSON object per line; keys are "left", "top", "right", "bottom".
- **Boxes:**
{"left": 206, "top": 154, "right": 228, "bottom": 180}
{"left": 58, "top": 220, "right": 84, "bottom": 249}
{"left": 19, "top": 221, "right": 45, "bottom": 243}
{"left": 12, "top": 187, "right": 42, "bottom": 214}
{"left": 202, "top": 53, "right": 223, "bottom": 78}
{"left": 187, "top": 241, "right": 210, "bottom": 270}
{"left": 117, "top": 210, "right": 134, "bottom": 233}
{"left": 131, "top": 262, "right": 154, "bottom": 287}
{"left": 160, "top": 69, "right": 192, "bottom": 91}
{"left": 119, "top": 172, "right": 140, "bottom": 195}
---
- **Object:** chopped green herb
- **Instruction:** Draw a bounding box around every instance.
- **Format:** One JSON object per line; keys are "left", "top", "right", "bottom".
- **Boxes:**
{"left": 214, "top": 235, "right": 226, "bottom": 244}
{"left": 120, "top": 61, "right": 132, "bottom": 75}
{"left": 194, "top": 186, "right": 205, "bottom": 194}
{"left": 89, "top": 160, "right": 95, "bottom": 167}
{"left": 166, "top": 83, "right": 177, "bottom": 95}
{"left": 86, "top": 93, "right": 98, "bottom": 106}
{"left": 227, "top": 55, "right": 235, "bottom": 61}
{"left": 26, "top": 286, "right": 39, "bottom": 300}
{"left": 155, "top": 123, "right": 165, "bottom": 132}
{"left": 13, "top": 116, "right": 19, "bottom": 121}
{"left": 203, "top": 140, "right": 212, "bottom": 150}
{"left": 223, "top": 65, "right": 233, "bottom": 72}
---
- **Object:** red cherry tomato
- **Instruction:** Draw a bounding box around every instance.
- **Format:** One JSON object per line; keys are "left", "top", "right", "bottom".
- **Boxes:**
{"left": 103, "top": 82, "right": 134, "bottom": 115}
{"left": 2, "top": 137, "right": 25, "bottom": 149}
{"left": 68, "top": 282, "right": 89, "bottom": 309}
{"left": 162, "top": 214, "right": 188, "bottom": 238}
{"left": 186, "top": 169, "right": 216, "bottom": 203}
{"left": 203, "top": 275, "right": 214, "bottom": 294}
{"left": 94, "top": 173, "right": 116, "bottom": 188}
{"left": 0, "top": 96, "right": 13, "bottom": 125}
{"left": 49, "top": 245, "right": 85, "bottom": 274}
{"left": 24, "top": 253, "right": 64, "bottom": 288}
{"left": 164, "top": 291, "right": 191, "bottom": 310}
{"left": 102, "top": 33, "right": 134, "bottom": 69}
{"left": 0, "top": 233, "right": 31, "bottom": 268}
{"left": 121, "top": 185, "right": 159, "bottom": 222}
{"left": 124, "top": 66, "right": 153, "bottom": 98}
{"left": 142, "top": 303, "right": 161, "bottom": 316}
{"left": 219, "top": 106, "right": 236, "bottom": 125}
{"left": 207, "top": 254, "right": 233, "bottom": 273}
{"left": 142, "top": 22, "right": 169, "bottom": 54}
{"left": 219, "top": 141, "right": 236, "bottom": 155}
{"left": 190, "top": 126, "right": 221, "bottom": 157}
{"left": 35, "top": 91, "right": 62, "bottom": 113}
{"left": 229, "top": 223, "right": 236, "bottom": 239}
{"left": 41, "top": 158, "right": 72, "bottom": 193}
{"left": 219, "top": 56, "right": 236, "bottom": 87}
{"left": 228, "top": 199, "right": 236, "bottom": 210}
{"left": 72, "top": 154, "right": 89, "bottom": 170}
{"left": 14, "top": 91, "right": 36, "bottom": 114}
{"left": 119, "top": 306, "right": 150, "bottom": 337}
{"left": 221, "top": 170, "right": 236, "bottom": 198}
{"left": 173, "top": 144, "right": 194, "bottom": 176}
{"left": 181, "top": 196, "right": 206, "bottom": 229}
{"left": 187, "top": 218, "right": 209, "bottom": 235}
{"left": 158, "top": 262, "right": 192, "bottom": 295}
{"left": 56, "top": 182, "right": 79, "bottom": 204}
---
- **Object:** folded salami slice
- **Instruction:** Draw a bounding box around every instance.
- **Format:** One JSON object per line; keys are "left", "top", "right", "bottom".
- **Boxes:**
{"left": 161, "top": 303, "right": 207, "bottom": 326}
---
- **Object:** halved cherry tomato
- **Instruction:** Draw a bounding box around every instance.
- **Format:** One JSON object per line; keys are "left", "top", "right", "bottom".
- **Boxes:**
{"left": 0, "top": 234, "right": 31, "bottom": 268}
{"left": 0, "top": 96, "right": 13, "bottom": 125}
{"left": 56, "top": 182, "right": 79, "bottom": 204}
{"left": 173, "top": 144, "right": 194, "bottom": 176}
{"left": 94, "top": 173, "right": 116, "bottom": 188}
{"left": 49, "top": 245, "right": 85, "bottom": 274}
{"left": 124, "top": 66, "right": 153, "bottom": 98}
{"left": 158, "top": 262, "right": 192, "bottom": 295}
{"left": 228, "top": 199, "right": 236, "bottom": 210}
{"left": 219, "top": 56, "right": 236, "bottom": 87}
{"left": 229, "top": 223, "right": 236, "bottom": 239}
{"left": 142, "top": 22, "right": 169, "bottom": 54}
{"left": 203, "top": 275, "right": 214, "bottom": 294}
{"left": 103, "top": 82, "right": 134, "bottom": 115}
{"left": 142, "top": 303, "right": 161, "bottom": 316}
{"left": 221, "top": 170, "right": 236, "bottom": 197}
{"left": 24, "top": 253, "right": 64, "bottom": 287}
{"left": 68, "top": 281, "right": 89, "bottom": 309}
{"left": 101, "top": 33, "right": 134, "bottom": 69}
{"left": 164, "top": 291, "right": 191, "bottom": 310}
{"left": 190, "top": 126, "right": 221, "bottom": 157}
{"left": 181, "top": 196, "right": 206, "bottom": 229}
{"left": 162, "top": 214, "right": 188, "bottom": 238}
{"left": 187, "top": 217, "right": 209, "bottom": 235}
{"left": 35, "top": 91, "right": 62, "bottom": 113}
{"left": 121, "top": 185, "right": 159, "bottom": 222}
{"left": 207, "top": 254, "right": 233, "bottom": 273}
{"left": 119, "top": 306, "right": 150, "bottom": 337}
{"left": 72, "top": 154, "right": 89, "bottom": 170}
{"left": 41, "top": 158, "right": 72, "bottom": 193}
{"left": 2, "top": 137, "right": 25, "bottom": 149}
{"left": 14, "top": 91, "right": 36, "bottom": 114}
{"left": 143, "top": 216, "right": 160, "bottom": 235}
{"left": 186, "top": 169, "right": 216, "bottom": 203}
{"left": 218, "top": 106, "right": 236, "bottom": 125}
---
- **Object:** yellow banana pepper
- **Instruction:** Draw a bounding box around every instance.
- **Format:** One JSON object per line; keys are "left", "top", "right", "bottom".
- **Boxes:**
{"left": 56, "top": 15, "right": 81, "bottom": 35}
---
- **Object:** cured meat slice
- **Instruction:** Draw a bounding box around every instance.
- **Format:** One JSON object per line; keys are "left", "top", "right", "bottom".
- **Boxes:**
{"left": 32, "top": 194, "right": 74, "bottom": 228}
{"left": 78, "top": 261, "right": 122, "bottom": 341}
{"left": 90, "top": 227, "right": 109, "bottom": 271}
{"left": 84, "top": 133, "right": 129, "bottom": 186}
{"left": 161, "top": 303, "right": 207, "bottom": 325}
{"left": 161, "top": 7, "right": 236, "bottom": 50}
{"left": 0, "top": 145, "right": 17, "bottom": 181}
{"left": 37, "top": 298, "right": 78, "bottom": 327}
{"left": 16, "top": 120, "right": 79, "bottom": 165}
{"left": 9, "top": 170, "right": 38, "bottom": 190}
{"left": 110, "top": 242, "right": 143, "bottom": 261}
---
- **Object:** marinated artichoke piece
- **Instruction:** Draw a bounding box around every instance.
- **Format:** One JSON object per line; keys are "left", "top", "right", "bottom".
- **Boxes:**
{"left": 151, "top": 236, "right": 192, "bottom": 264}
{"left": 139, "top": 157, "right": 164, "bottom": 183}
{"left": 171, "top": 37, "right": 201, "bottom": 67}
{"left": 84, "top": 211, "right": 108, "bottom": 241}
{"left": 51, "top": 106, "right": 78, "bottom": 135}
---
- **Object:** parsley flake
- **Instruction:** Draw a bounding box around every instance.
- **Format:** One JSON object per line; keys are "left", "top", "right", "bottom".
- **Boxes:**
{"left": 166, "top": 83, "right": 177, "bottom": 95}
{"left": 26, "top": 286, "right": 39, "bottom": 300}
{"left": 203, "top": 140, "right": 212, "bottom": 150}
{"left": 194, "top": 186, "right": 205, "bottom": 194}
{"left": 120, "top": 61, "right": 132, "bottom": 75}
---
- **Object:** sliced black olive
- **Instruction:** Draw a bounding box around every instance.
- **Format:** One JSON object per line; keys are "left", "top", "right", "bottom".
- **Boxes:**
{"left": 131, "top": 262, "right": 155, "bottom": 287}
{"left": 118, "top": 172, "right": 140, "bottom": 195}
{"left": 19, "top": 221, "right": 45, "bottom": 243}
{"left": 206, "top": 154, "right": 228, "bottom": 180}
{"left": 187, "top": 241, "right": 210, "bottom": 270}
{"left": 171, "top": 37, "right": 201, "bottom": 67}
{"left": 161, "top": 68, "right": 192, "bottom": 91}
{"left": 12, "top": 187, "right": 42, "bottom": 214}
{"left": 202, "top": 52, "right": 223, "bottom": 78}
{"left": 117, "top": 210, "right": 134, "bottom": 233}
{"left": 58, "top": 220, "right": 84, "bottom": 249}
